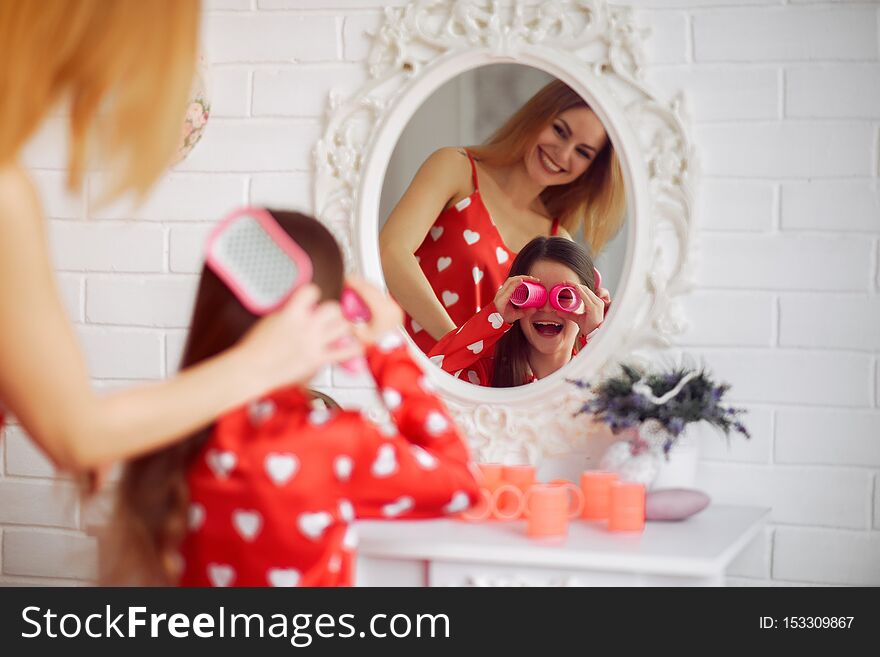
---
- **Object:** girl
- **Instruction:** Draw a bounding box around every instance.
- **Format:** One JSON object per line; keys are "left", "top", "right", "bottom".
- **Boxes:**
{"left": 379, "top": 80, "right": 622, "bottom": 355}
{"left": 107, "top": 210, "right": 479, "bottom": 587}
{"left": 0, "top": 1, "right": 358, "bottom": 473}
{"left": 428, "top": 237, "right": 604, "bottom": 388}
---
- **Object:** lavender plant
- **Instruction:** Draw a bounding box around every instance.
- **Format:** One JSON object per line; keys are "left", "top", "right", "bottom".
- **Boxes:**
{"left": 571, "top": 362, "right": 750, "bottom": 456}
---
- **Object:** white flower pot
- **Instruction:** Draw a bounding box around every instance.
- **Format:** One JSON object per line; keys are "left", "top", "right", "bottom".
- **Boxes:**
{"left": 644, "top": 423, "right": 699, "bottom": 491}
{"left": 598, "top": 423, "right": 700, "bottom": 491}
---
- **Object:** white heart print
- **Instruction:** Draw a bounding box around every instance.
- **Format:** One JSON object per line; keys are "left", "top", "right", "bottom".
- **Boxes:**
{"left": 442, "top": 291, "right": 459, "bottom": 307}
{"left": 382, "top": 496, "right": 414, "bottom": 518}
{"left": 467, "top": 370, "right": 481, "bottom": 385}
{"left": 466, "top": 340, "right": 483, "bottom": 354}
{"left": 338, "top": 499, "right": 355, "bottom": 523}
{"left": 297, "top": 511, "right": 333, "bottom": 541}
{"left": 488, "top": 312, "right": 504, "bottom": 330}
{"left": 425, "top": 411, "right": 449, "bottom": 435}
{"left": 463, "top": 230, "right": 480, "bottom": 245}
{"left": 232, "top": 509, "right": 262, "bottom": 542}
{"left": 264, "top": 453, "right": 298, "bottom": 486}
{"left": 429, "top": 354, "right": 444, "bottom": 368}
{"left": 430, "top": 226, "right": 444, "bottom": 241}
{"left": 443, "top": 491, "right": 471, "bottom": 514}
{"left": 411, "top": 445, "right": 438, "bottom": 470}
{"left": 437, "top": 256, "right": 452, "bottom": 272}
{"left": 496, "top": 247, "right": 509, "bottom": 264}
{"left": 247, "top": 399, "right": 275, "bottom": 425}
{"left": 207, "top": 563, "right": 235, "bottom": 587}
{"left": 334, "top": 455, "right": 354, "bottom": 481}
{"left": 267, "top": 568, "right": 301, "bottom": 587}
{"left": 472, "top": 267, "right": 484, "bottom": 284}
{"left": 188, "top": 502, "right": 205, "bottom": 531}
{"left": 343, "top": 525, "right": 359, "bottom": 550}
{"left": 454, "top": 196, "right": 472, "bottom": 211}
{"left": 206, "top": 449, "right": 236, "bottom": 479}
{"left": 382, "top": 388, "right": 402, "bottom": 410}
{"left": 371, "top": 443, "right": 398, "bottom": 478}
{"left": 377, "top": 331, "right": 404, "bottom": 352}
{"left": 327, "top": 555, "right": 342, "bottom": 573}
{"left": 309, "top": 407, "right": 331, "bottom": 426}
{"left": 411, "top": 320, "right": 423, "bottom": 333}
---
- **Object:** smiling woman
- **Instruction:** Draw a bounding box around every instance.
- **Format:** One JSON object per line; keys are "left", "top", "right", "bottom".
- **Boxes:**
{"left": 378, "top": 72, "right": 626, "bottom": 380}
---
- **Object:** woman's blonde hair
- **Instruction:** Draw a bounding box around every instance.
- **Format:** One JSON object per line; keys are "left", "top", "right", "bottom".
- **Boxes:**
{"left": 469, "top": 79, "right": 626, "bottom": 254}
{"left": 0, "top": 0, "right": 200, "bottom": 199}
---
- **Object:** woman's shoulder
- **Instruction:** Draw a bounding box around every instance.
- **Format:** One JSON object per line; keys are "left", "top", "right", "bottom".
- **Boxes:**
{"left": 423, "top": 147, "right": 473, "bottom": 175}
{"left": 415, "top": 147, "right": 476, "bottom": 204}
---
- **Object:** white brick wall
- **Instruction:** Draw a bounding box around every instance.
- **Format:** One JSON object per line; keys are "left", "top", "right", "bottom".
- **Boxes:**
{"left": 2, "top": 0, "right": 879, "bottom": 587}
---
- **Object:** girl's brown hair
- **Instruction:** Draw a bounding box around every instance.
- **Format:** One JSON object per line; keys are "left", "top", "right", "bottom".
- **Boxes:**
{"left": 468, "top": 79, "right": 626, "bottom": 254}
{"left": 0, "top": 0, "right": 200, "bottom": 199}
{"left": 103, "top": 211, "right": 345, "bottom": 585}
{"left": 491, "top": 237, "right": 596, "bottom": 389}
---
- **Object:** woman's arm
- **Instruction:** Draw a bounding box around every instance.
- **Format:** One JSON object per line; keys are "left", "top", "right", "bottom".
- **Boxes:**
{"left": 379, "top": 148, "right": 472, "bottom": 341}
{"left": 0, "top": 165, "right": 359, "bottom": 471}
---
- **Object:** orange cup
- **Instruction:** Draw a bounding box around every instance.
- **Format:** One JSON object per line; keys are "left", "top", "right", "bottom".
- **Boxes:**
{"left": 608, "top": 482, "right": 646, "bottom": 532}
{"left": 523, "top": 483, "right": 583, "bottom": 538}
{"left": 580, "top": 471, "right": 619, "bottom": 520}
{"left": 477, "top": 463, "right": 505, "bottom": 492}
{"left": 502, "top": 464, "right": 536, "bottom": 494}
{"left": 491, "top": 484, "right": 525, "bottom": 520}
{"left": 459, "top": 488, "right": 492, "bottom": 522}
{"left": 547, "top": 479, "right": 586, "bottom": 517}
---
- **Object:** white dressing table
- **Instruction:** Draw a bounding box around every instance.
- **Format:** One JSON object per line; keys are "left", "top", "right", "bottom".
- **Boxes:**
{"left": 355, "top": 505, "right": 769, "bottom": 587}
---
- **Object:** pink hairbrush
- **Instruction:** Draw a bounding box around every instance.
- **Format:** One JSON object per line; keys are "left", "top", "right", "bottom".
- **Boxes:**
{"left": 205, "top": 207, "right": 364, "bottom": 372}
{"left": 205, "top": 207, "right": 313, "bottom": 315}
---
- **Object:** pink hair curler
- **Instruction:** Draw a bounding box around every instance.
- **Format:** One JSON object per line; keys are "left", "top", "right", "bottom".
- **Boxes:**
{"left": 205, "top": 207, "right": 313, "bottom": 316}
{"left": 509, "top": 280, "right": 547, "bottom": 308}
{"left": 550, "top": 284, "right": 583, "bottom": 313}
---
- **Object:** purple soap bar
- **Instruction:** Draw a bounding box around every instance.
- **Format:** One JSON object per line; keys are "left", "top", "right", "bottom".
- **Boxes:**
{"left": 645, "top": 488, "right": 710, "bottom": 521}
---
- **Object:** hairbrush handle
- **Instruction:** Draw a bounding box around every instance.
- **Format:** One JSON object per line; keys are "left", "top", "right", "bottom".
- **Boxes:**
{"left": 509, "top": 280, "right": 547, "bottom": 309}
{"left": 341, "top": 288, "right": 372, "bottom": 323}
{"left": 338, "top": 288, "right": 371, "bottom": 373}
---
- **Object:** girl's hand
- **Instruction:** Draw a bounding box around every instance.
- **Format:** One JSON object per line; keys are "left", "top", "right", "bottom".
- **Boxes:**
{"left": 560, "top": 281, "right": 605, "bottom": 336}
{"left": 344, "top": 276, "right": 405, "bottom": 346}
{"left": 597, "top": 286, "right": 611, "bottom": 316}
{"left": 493, "top": 275, "right": 541, "bottom": 324}
{"left": 238, "top": 284, "right": 362, "bottom": 389}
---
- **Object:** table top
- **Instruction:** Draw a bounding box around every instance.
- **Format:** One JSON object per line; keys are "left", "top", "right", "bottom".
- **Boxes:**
{"left": 356, "top": 505, "right": 770, "bottom": 577}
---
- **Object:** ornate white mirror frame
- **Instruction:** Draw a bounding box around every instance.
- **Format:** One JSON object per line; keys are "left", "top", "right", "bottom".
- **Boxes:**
{"left": 315, "top": 0, "right": 696, "bottom": 463}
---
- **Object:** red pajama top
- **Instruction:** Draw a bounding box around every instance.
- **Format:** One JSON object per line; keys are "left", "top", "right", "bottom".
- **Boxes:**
{"left": 178, "top": 332, "right": 479, "bottom": 587}
{"left": 427, "top": 303, "right": 591, "bottom": 388}
{"left": 405, "top": 151, "right": 559, "bottom": 355}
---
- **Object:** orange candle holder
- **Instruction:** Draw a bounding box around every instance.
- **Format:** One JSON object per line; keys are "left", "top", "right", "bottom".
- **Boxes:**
{"left": 502, "top": 464, "right": 536, "bottom": 494}
{"left": 477, "top": 462, "right": 505, "bottom": 492}
{"left": 608, "top": 482, "right": 646, "bottom": 532}
{"left": 580, "top": 471, "right": 619, "bottom": 520}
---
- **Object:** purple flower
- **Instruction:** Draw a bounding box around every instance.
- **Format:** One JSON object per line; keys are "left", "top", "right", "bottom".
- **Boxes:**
{"left": 668, "top": 417, "right": 685, "bottom": 435}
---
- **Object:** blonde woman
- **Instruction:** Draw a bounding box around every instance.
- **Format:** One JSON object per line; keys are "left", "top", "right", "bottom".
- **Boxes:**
{"left": 379, "top": 80, "right": 625, "bottom": 355}
{"left": 0, "top": 1, "right": 360, "bottom": 473}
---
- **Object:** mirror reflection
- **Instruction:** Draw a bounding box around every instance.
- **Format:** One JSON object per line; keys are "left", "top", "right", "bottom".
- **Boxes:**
{"left": 378, "top": 65, "right": 628, "bottom": 387}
